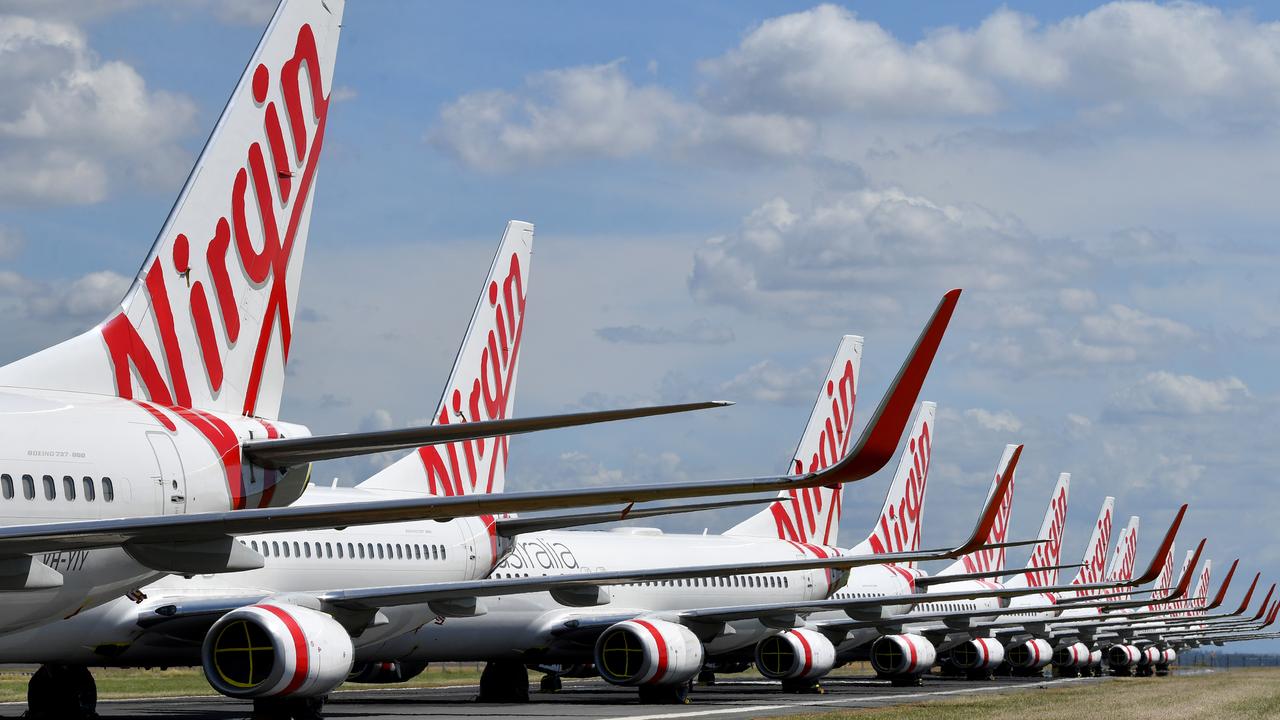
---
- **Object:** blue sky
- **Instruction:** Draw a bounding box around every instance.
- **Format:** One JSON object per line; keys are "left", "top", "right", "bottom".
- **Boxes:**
{"left": 3, "top": 0, "right": 1280, "bottom": 651}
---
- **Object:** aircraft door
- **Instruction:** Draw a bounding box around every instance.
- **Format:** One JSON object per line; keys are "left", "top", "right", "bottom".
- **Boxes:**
{"left": 147, "top": 433, "right": 188, "bottom": 514}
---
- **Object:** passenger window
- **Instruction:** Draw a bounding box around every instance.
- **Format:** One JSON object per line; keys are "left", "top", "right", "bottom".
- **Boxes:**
{"left": 292, "top": 542, "right": 301, "bottom": 557}
{"left": 431, "top": 545, "right": 439, "bottom": 560}
{"left": 63, "top": 476, "right": 75, "bottom": 501}
{"left": 82, "top": 477, "right": 95, "bottom": 502}
{"left": 348, "top": 543, "right": 355, "bottom": 558}
{"left": 325, "top": 543, "right": 333, "bottom": 559}
{"left": 102, "top": 477, "right": 114, "bottom": 502}
{"left": 413, "top": 545, "right": 421, "bottom": 560}
{"left": 303, "top": 543, "right": 311, "bottom": 558}
{"left": 271, "top": 541, "right": 280, "bottom": 556}
{"left": 376, "top": 544, "right": 385, "bottom": 560}
{"left": 250, "top": 540, "right": 259, "bottom": 553}
{"left": 42, "top": 475, "right": 55, "bottom": 500}
{"left": 358, "top": 544, "right": 366, "bottom": 559}
{"left": 440, "top": 546, "right": 447, "bottom": 561}
{"left": 336, "top": 543, "right": 344, "bottom": 559}
{"left": 22, "top": 474, "right": 34, "bottom": 500}
{"left": 283, "top": 543, "right": 291, "bottom": 558}
{"left": 1, "top": 474, "right": 11, "bottom": 500}
{"left": 396, "top": 544, "right": 404, "bottom": 560}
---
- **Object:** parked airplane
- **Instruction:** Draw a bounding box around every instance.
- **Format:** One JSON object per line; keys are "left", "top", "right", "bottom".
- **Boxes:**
{"left": 0, "top": 0, "right": 969, "bottom": 666}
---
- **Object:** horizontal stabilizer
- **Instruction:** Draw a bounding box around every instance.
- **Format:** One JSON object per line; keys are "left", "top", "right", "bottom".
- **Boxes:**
{"left": 244, "top": 401, "right": 732, "bottom": 468}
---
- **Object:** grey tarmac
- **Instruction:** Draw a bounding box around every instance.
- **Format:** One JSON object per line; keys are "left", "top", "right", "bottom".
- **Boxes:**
{"left": 0, "top": 674, "right": 1107, "bottom": 719}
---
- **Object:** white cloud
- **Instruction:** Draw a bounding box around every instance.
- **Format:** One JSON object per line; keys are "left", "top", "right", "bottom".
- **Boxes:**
{"left": 1058, "top": 288, "right": 1097, "bottom": 313}
{"left": 1108, "top": 371, "right": 1250, "bottom": 416}
{"left": 0, "top": 267, "right": 127, "bottom": 320}
{"left": 964, "top": 407, "right": 1023, "bottom": 433}
{"left": 1078, "top": 304, "right": 1195, "bottom": 346}
{"left": 0, "top": 14, "right": 196, "bottom": 205}
{"left": 430, "top": 61, "right": 817, "bottom": 171}
{"left": 716, "top": 357, "right": 825, "bottom": 406}
{"left": 698, "top": 2, "right": 1280, "bottom": 126}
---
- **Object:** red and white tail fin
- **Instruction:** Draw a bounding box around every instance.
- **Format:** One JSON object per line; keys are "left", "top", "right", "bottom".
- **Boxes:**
{"left": 937, "top": 444, "right": 1019, "bottom": 577}
{"left": 1105, "top": 515, "right": 1141, "bottom": 582}
{"left": 1190, "top": 559, "right": 1212, "bottom": 615}
{"left": 1171, "top": 549, "right": 1197, "bottom": 613}
{"left": 1006, "top": 472, "right": 1070, "bottom": 589}
{"left": 1069, "top": 496, "right": 1114, "bottom": 595}
{"left": 358, "top": 221, "right": 533, "bottom": 496}
{"left": 846, "top": 401, "right": 936, "bottom": 568}
{"left": 0, "top": 0, "right": 344, "bottom": 421}
{"left": 725, "top": 335, "right": 863, "bottom": 546}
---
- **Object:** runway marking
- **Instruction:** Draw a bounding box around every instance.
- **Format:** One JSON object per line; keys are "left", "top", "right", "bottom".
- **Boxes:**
{"left": 622, "top": 677, "right": 1099, "bottom": 720}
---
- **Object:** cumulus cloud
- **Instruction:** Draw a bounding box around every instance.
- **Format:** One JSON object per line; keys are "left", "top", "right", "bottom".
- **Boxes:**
{"left": 699, "top": 2, "right": 1280, "bottom": 126}
{"left": 0, "top": 14, "right": 197, "bottom": 205}
{"left": 716, "top": 357, "right": 825, "bottom": 406}
{"left": 430, "top": 61, "right": 817, "bottom": 170}
{"left": 1108, "top": 371, "right": 1250, "bottom": 417}
{"left": 1078, "top": 304, "right": 1195, "bottom": 347}
{"left": 596, "top": 318, "right": 734, "bottom": 345}
{"left": 964, "top": 407, "right": 1023, "bottom": 433}
{"left": 689, "top": 187, "right": 1061, "bottom": 326}
{"left": 0, "top": 268, "right": 127, "bottom": 320}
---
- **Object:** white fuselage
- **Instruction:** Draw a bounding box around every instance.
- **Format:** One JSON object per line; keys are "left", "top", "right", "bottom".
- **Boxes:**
{"left": 0, "top": 387, "right": 309, "bottom": 635}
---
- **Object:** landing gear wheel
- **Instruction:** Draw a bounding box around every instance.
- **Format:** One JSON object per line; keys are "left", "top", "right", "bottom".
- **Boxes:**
{"left": 780, "top": 678, "right": 824, "bottom": 694}
{"left": 25, "top": 664, "right": 98, "bottom": 720}
{"left": 539, "top": 673, "right": 563, "bottom": 693}
{"left": 697, "top": 670, "right": 716, "bottom": 686}
{"left": 637, "top": 682, "right": 692, "bottom": 704}
{"left": 251, "top": 696, "right": 325, "bottom": 720}
{"left": 477, "top": 661, "right": 530, "bottom": 703}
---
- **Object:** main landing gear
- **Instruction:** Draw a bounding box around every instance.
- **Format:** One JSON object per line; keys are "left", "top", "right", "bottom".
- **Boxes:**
{"left": 476, "top": 661, "right": 530, "bottom": 703}
{"left": 24, "top": 664, "right": 97, "bottom": 720}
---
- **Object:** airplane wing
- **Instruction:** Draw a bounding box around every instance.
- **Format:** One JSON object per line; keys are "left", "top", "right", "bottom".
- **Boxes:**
{"left": 0, "top": 291, "right": 961, "bottom": 567}
{"left": 492, "top": 497, "right": 778, "bottom": 536}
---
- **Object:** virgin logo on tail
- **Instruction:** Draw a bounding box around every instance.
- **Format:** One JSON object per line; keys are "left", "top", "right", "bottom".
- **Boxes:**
{"left": 103, "top": 23, "right": 328, "bottom": 418}
{"left": 769, "top": 358, "right": 857, "bottom": 544}
{"left": 1072, "top": 504, "right": 1112, "bottom": 596}
{"left": 867, "top": 420, "right": 930, "bottom": 556}
{"left": 1114, "top": 528, "right": 1139, "bottom": 582}
{"left": 416, "top": 253, "right": 526, "bottom": 497}
{"left": 1023, "top": 482, "right": 1069, "bottom": 588}
{"left": 962, "top": 469, "right": 1014, "bottom": 574}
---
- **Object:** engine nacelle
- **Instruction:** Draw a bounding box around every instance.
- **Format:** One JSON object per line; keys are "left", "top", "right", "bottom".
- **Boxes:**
{"left": 1089, "top": 648, "right": 1103, "bottom": 667}
{"left": 202, "top": 603, "right": 353, "bottom": 699}
{"left": 594, "top": 619, "right": 704, "bottom": 687}
{"left": 347, "top": 660, "right": 429, "bottom": 684}
{"left": 948, "top": 638, "right": 1005, "bottom": 672}
{"left": 1138, "top": 646, "right": 1161, "bottom": 666}
{"left": 1052, "top": 642, "right": 1090, "bottom": 668}
{"left": 754, "top": 629, "right": 836, "bottom": 681}
{"left": 869, "top": 634, "right": 936, "bottom": 677}
{"left": 1006, "top": 639, "right": 1053, "bottom": 670}
{"left": 1161, "top": 648, "right": 1178, "bottom": 665}
{"left": 1106, "top": 644, "right": 1141, "bottom": 668}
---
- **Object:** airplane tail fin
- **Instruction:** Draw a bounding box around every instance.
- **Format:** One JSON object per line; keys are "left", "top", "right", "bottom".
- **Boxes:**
{"left": 844, "top": 401, "right": 936, "bottom": 568}
{"left": 0, "top": 0, "right": 345, "bottom": 421}
{"left": 359, "top": 221, "right": 533, "bottom": 496}
{"left": 1068, "top": 496, "right": 1114, "bottom": 594}
{"left": 1190, "top": 559, "right": 1212, "bottom": 615}
{"left": 937, "top": 444, "right": 1018, "bottom": 577}
{"left": 724, "top": 335, "right": 863, "bottom": 546}
{"left": 1104, "top": 515, "right": 1140, "bottom": 599}
{"left": 1006, "top": 472, "right": 1070, "bottom": 589}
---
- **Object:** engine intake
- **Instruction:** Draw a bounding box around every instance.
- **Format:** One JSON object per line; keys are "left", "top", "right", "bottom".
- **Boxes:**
{"left": 870, "top": 634, "right": 936, "bottom": 677}
{"left": 1006, "top": 639, "right": 1053, "bottom": 670}
{"left": 1161, "top": 648, "right": 1178, "bottom": 665}
{"left": 754, "top": 629, "right": 836, "bottom": 681}
{"left": 1106, "top": 644, "right": 1141, "bottom": 668}
{"left": 202, "top": 603, "right": 353, "bottom": 699}
{"left": 948, "top": 638, "right": 1005, "bottom": 672}
{"left": 1052, "top": 642, "right": 1090, "bottom": 668}
{"left": 594, "top": 619, "right": 704, "bottom": 687}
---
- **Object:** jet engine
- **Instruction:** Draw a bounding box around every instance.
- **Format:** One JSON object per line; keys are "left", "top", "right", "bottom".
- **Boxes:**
{"left": 202, "top": 603, "right": 353, "bottom": 699}
{"left": 1106, "top": 644, "right": 1141, "bottom": 668}
{"left": 1051, "top": 642, "right": 1090, "bottom": 668}
{"left": 1162, "top": 648, "right": 1178, "bottom": 665}
{"left": 753, "top": 629, "right": 836, "bottom": 682}
{"left": 948, "top": 638, "right": 1005, "bottom": 672}
{"left": 1138, "top": 646, "right": 1161, "bottom": 666}
{"left": 869, "top": 634, "right": 936, "bottom": 678}
{"left": 1089, "top": 648, "right": 1103, "bottom": 667}
{"left": 1006, "top": 639, "right": 1053, "bottom": 670}
{"left": 594, "top": 619, "right": 704, "bottom": 687}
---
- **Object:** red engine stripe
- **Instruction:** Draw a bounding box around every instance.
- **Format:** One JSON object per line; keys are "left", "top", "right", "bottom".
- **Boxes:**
{"left": 906, "top": 637, "right": 917, "bottom": 671}
{"left": 258, "top": 605, "right": 309, "bottom": 695}
{"left": 792, "top": 631, "right": 813, "bottom": 677}
{"left": 632, "top": 620, "right": 669, "bottom": 684}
